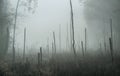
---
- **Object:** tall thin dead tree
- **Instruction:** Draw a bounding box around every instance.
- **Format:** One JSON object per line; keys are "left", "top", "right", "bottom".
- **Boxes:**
{"left": 6, "top": 27, "right": 9, "bottom": 52}
{"left": 38, "top": 52, "right": 40, "bottom": 66}
{"left": 47, "top": 38, "right": 49, "bottom": 56}
{"left": 23, "top": 28, "right": 26, "bottom": 62}
{"left": 53, "top": 32, "right": 56, "bottom": 54}
{"left": 104, "top": 37, "right": 107, "bottom": 53}
{"left": 109, "top": 18, "right": 114, "bottom": 63}
{"left": 12, "top": 0, "right": 20, "bottom": 65}
{"left": 40, "top": 47, "right": 42, "bottom": 65}
{"left": 52, "top": 42, "right": 54, "bottom": 57}
{"left": 69, "top": 0, "right": 76, "bottom": 56}
{"left": 85, "top": 28, "right": 87, "bottom": 53}
{"left": 81, "top": 41, "right": 84, "bottom": 56}
{"left": 109, "top": 38, "right": 114, "bottom": 63}
{"left": 110, "top": 19, "right": 114, "bottom": 52}
{"left": 110, "top": 19, "right": 113, "bottom": 47}
{"left": 38, "top": 47, "right": 42, "bottom": 67}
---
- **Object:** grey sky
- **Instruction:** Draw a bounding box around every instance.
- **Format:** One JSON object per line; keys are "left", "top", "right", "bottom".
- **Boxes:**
{"left": 10, "top": 0, "right": 86, "bottom": 53}
{"left": 9, "top": 0, "right": 120, "bottom": 53}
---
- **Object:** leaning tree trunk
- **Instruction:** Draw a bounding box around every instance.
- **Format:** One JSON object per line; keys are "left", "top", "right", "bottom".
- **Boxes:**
{"left": 69, "top": 0, "right": 76, "bottom": 56}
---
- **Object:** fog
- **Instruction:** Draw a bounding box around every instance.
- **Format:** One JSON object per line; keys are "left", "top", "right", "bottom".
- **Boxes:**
{"left": 10, "top": 0, "right": 87, "bottom": 53}
{"left": 10, "top": 0, "right": 120, "bottom": 53}
{"left": 0, "top": 0, "right": 120, "bottom": 57}
{"left": 84, "top": 0, "right": 120, "bottom": 51}
{"left": 0, "top": 0, "right": 120, "bottom": 76}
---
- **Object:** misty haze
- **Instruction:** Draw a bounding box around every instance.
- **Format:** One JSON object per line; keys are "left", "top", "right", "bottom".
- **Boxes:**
{"left": 0, "top": 0, "right": 120, "bottom": 76}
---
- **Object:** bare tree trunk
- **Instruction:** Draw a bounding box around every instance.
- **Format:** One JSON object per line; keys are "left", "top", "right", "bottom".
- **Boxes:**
{"left": 85, "top": 28, "right": 87, "bottom": 53}
{"left": 38, "top": 47, "right": 43, "bottom": 67}
{"left": 12, "top": 0, "right": 20, "bottom": 66}
{"left": 53, "top": 32, "right": 56, "bottom": 54}
{"left": 110, "top": 19, "right": 113, "bottom": 48}
{"left": 38, "top": 52, "right": 40, "bottom": 66}
{"left": 40, "top": 47, "right": 42, "bottom": 66}
{"left": 6, "top": 27, "right": 9, "bottom": 52}
{"left": 23, "top": 28, "right": 26, "bottom": 62}
{"left": 81, "top": 41, "right": 84, "bottom": 56}
{"left": 69, "top": 0, "right": 76, "bottom": 56}
{"left": 109, "top": 38, "right": 114, "bottom": 64}
{"left": 52, "top": 42, "right": 54, "bottom": 57}
{"left": 110, "top": 19, "right": 114, "bottom": 64}
{"left": 104, "top": 39, "right": 107, "bottom": 53}
{"left": 47, "top": 38, "right": 49, "bottom": 57}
